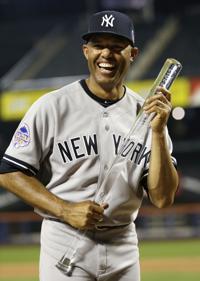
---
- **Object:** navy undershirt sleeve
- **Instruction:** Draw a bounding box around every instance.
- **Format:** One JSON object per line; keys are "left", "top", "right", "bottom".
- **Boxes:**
{"left": 0, "top": 159, "right": 25, "bottom": 174}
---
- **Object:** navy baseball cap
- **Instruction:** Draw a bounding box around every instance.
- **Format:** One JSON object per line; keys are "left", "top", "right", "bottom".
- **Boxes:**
{"left": 82, "top": 10, "right": 135, "bottom": 46}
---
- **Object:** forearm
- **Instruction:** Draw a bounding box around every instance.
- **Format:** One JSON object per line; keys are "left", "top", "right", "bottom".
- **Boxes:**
{"left": 147, "top": 131, "right": 179, "bottom": 208}
{"left": 0, "top": 171, "right": 106, "bottom": 229}
{"left": 0, "top": 171, "right": 67, "bottom": 219}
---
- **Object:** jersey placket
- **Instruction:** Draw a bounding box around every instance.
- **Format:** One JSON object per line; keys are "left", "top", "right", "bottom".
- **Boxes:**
{"left": 95, "top": 109, "right": 112, "bottom": 204}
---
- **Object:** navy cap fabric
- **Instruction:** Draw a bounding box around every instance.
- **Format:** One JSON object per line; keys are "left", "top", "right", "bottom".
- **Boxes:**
{"left": 82, "top": 11, "right": 135, "bottom": 46}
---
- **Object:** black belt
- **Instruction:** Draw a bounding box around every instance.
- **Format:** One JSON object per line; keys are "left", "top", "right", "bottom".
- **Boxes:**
{"left": 95, "top": 224, "right": 129, "bottom": 231}
{"left": 46, "top": 217, "right": 129, "bottom": 231}
{"left": 46, "top": 217, "right": 63, "bottom": 223}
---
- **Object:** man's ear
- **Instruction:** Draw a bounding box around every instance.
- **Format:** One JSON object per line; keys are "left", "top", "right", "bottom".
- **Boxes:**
{"left": 82, "top": 44, "right": 89, "bottom": 60}
{"left": 130, "top": 47, "right": 139, "bottom": 62}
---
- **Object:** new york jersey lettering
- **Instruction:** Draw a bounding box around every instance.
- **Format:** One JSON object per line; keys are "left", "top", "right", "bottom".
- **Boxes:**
{"left": 113, "top": 134, "right": 151, "bottom": 167}
{"left": 57, "top": 134, "right": 98, "bottom": 163}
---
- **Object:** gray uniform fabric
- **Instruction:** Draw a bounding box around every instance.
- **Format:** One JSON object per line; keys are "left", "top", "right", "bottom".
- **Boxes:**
{"left": 40, "top": 219, "right": 140, "bottom": 281}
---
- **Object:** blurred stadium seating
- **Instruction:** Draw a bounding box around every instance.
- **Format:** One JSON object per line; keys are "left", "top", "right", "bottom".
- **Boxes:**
{"left": 0, "top": 0, "right": 200, "bottom": 243}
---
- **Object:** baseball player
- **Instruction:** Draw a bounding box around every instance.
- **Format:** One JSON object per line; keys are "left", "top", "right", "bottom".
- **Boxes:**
{"left": 0, "top": 11, "right": 178, "bottom": 281}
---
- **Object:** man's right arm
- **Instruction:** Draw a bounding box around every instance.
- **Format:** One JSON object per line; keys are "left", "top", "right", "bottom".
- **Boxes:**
{"left": 0, "top": 171, "right": 105, "bottom": 229}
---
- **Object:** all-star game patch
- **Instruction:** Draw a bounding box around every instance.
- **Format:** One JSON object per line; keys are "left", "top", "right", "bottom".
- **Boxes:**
{"left": 13, "top": 123, "right": 31, "bottom": 148}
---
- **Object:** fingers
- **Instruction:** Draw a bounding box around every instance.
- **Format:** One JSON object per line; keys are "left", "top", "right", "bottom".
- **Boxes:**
{"left": 144, "top": 90, "right": 171, "bottom": 106}
{"left": 142, "top": 87, "right": 173, "bottom": 133}
{"left": 145, "top": 86, "right": 171, "bottom": 103}
{"left": 87, "top": 209, "right": 104, "bottom": 222}
{"left": 144, "top": 98, "right": 171, "bottom": 114}
{"left": 101, "top": 202, "right": 109, "bottom": 209}
{"left": 156, "top": 86, "right": 171, "bottom": 101}
{"left": 89, "top": 202, "right": 109, "bottom": 221}
{"left": 91, "top": 202, "right": 105, "bottom": 213}
{"left": 91, "top": 202, "right": 109, "bottom": 220}
{"left": 144, "top": 87, "right": 172, "bottom": 114}
{"left": 67, "top": 200, "right": 109, "bottom": 230}
{"left": 84, "top": 201, "right": 109, "bottom": 229}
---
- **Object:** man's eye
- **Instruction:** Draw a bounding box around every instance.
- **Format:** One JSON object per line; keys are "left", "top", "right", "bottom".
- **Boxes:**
{"left": 111, "top": 46, "right": 124, "bottom": 52}
{"left": 93, "top": 44, "right": 102, "bottom": 49}
{"left": 113, "top": 46, "right": 123, "bottom": 51}
{"left": 92, "top": 44, "right": 124, "bottom": 52}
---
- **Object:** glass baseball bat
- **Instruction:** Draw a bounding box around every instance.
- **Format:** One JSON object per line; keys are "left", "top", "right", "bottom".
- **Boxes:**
{"left": 119, "top": 58, "right": 182, "bottom": 153}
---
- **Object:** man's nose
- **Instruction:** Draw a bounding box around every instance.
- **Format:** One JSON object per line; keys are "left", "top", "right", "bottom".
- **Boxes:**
{"left": 101, "top": 47, "right": 113, "bottom": 57}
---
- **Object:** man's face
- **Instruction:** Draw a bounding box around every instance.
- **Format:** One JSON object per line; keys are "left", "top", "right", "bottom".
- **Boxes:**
{"left": 83, "top": 34, "right": 138, "bottom": 89}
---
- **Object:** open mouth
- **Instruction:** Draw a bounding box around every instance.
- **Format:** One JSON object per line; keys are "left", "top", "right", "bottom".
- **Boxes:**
{"left": 98, "top": 62, "right": 116, "bottom": 74}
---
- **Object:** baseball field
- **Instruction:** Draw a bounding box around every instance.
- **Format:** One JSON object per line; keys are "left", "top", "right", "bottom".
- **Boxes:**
{"left": 0, "top": 239, "right": 200, "bottom": 281}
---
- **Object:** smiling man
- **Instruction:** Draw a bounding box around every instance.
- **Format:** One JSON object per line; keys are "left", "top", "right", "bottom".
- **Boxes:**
{"left": 0, "top": 10, "right": 178, "bottom": 281}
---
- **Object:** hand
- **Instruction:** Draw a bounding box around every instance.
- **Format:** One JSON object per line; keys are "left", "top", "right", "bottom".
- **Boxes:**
{"left": 61, "top": 200, "right": 108, "bottom": 230}
{"left": 143, "top": 87, "right": 172, "bottom": 133}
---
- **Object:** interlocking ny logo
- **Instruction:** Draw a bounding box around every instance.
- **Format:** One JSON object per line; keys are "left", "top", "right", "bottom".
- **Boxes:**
{"left": 101, "top": 14, "right": 115, "bottom": 27}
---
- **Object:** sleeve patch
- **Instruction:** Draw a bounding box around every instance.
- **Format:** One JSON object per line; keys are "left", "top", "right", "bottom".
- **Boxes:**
{"left": 13, "top": 123, "right": 31, "bottom": 148}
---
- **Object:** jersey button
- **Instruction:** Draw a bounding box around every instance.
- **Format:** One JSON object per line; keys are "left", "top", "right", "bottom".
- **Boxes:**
{"left": 103, "top": 112, "right": 109, "bottom": 117}
{"left": 100, "top": 192, "right": 105, "bottom": 198}
{"left": 104, "top": 164, "right": 108, "bottom": 171}
{"left": 105, "top": 125, "right": 109, "bottom": 131}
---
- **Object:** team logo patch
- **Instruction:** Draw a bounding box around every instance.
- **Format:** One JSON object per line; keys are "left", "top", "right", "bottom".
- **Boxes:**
{"left": 13, "top": 123, "right": 31, "bottom": 148}
{"left": 101, "top": 14, "right": 115, "bottom": 27}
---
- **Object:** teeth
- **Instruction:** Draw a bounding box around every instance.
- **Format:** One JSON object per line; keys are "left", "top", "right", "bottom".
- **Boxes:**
{"left": 99, "top": 63, "right": 114, "bottom": 68}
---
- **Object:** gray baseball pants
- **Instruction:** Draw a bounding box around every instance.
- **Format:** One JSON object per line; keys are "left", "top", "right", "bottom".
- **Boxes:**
{"left": 39, "top": 219, "right": 140, "bottom": 281}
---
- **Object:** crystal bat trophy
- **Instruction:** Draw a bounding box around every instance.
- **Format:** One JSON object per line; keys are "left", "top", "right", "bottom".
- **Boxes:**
{"left": 55, "top": 58, "right": 182, "bottom": 277}
{"left": 118, "top": 58, "right": 182, "bottom": 153}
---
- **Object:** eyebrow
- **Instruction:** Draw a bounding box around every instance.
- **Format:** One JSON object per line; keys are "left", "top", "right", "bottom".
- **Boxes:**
{"left": 88, "top": 39, "right": 129, "bottom": 46}
{"left": 88, "top": 35, "right": 130, "bottom": 44}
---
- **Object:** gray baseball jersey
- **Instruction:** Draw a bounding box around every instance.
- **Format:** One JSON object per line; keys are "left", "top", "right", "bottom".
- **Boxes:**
{"left": 2, "top": 80, "right": 175, "bottom": 226}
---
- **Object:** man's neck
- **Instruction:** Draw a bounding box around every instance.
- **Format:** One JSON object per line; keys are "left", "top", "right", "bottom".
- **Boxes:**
{"left": 85, "top": 78, "right": 124, "bottom": 101}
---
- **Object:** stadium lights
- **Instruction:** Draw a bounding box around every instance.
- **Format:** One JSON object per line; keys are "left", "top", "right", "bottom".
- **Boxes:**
{"left": 172, "top": 106, "right": 185, "bottom": 120}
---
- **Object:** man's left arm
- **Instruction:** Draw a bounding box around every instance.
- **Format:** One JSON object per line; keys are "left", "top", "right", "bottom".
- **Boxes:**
{"left": 143, "top": 87, "right": 179, "bottom": 208}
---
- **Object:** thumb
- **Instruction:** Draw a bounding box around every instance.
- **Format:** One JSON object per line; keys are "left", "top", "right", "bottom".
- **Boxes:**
{"left": 101, "top": 203, "right": 109, "bottom": 209}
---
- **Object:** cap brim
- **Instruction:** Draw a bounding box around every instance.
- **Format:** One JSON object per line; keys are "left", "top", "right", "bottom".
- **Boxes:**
{"left": 82, "top": 31, "right": 134, "bottom": 46}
